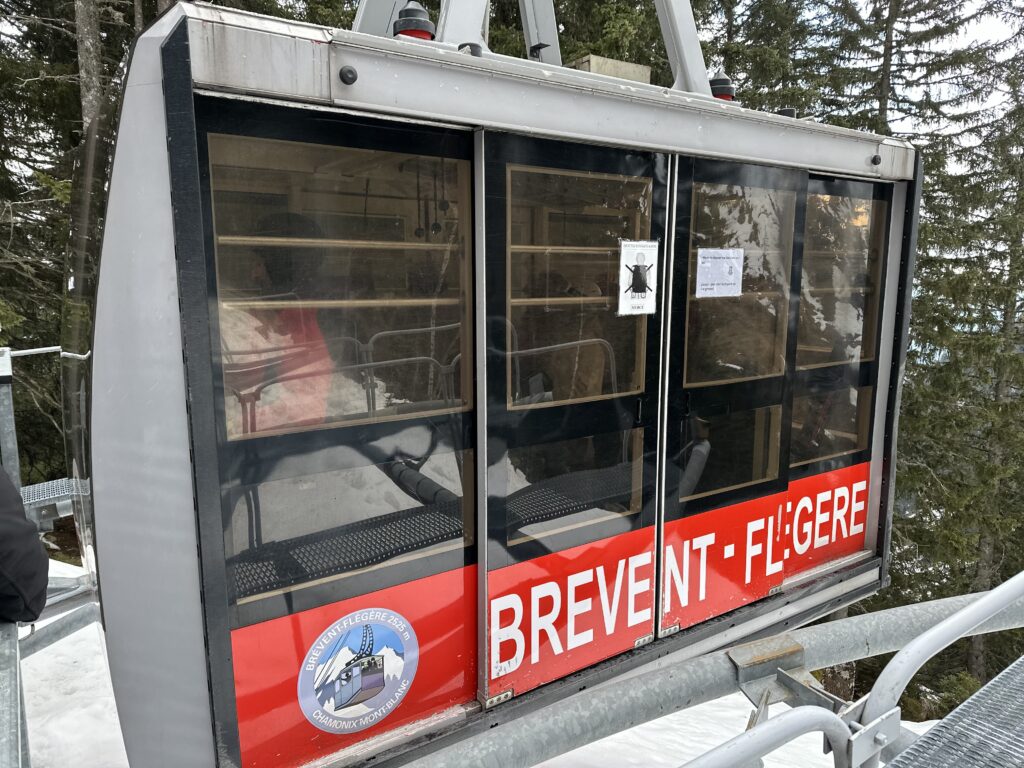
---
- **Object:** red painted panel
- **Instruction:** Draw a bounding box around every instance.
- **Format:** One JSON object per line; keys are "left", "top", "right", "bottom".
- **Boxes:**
{"left": 231, "top": 566, "right": 476, "bottom": 768}
{"left": 487, "top": 526, "right": 656, "bottom": 699}
{"left": 661, "top": 462, "right": 871, "bottom": 631}
{"left": 230, "top": 465, "right": 871, "bottom": 766}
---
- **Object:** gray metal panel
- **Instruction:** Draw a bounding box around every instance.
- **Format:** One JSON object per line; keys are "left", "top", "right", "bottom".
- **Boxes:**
{"left": 90, "top": 8, "right": 216, "bottom": 766}
{"left": 1, "top": 621, "right": 22, "bottom": 768}
{"left": 178, "top": 2, "right": 916, "bottom": 181}
{"left": 321, "top": 37, "right": 912, "bottom": 179}
{"left": 353, "top": 0, "right": 403, "bottom": 37}
{"left": 187, "top": 13, "right": 332, "bottom": 102}
{"left": 654, "top": 0, "right": 713, "bottom": 95}
{"left": 435, "top": 0, "right": 489, "bottom": 48}
{"left": 867, "top": 182, "right": 907, "bottom": 553}
{"left": 519, "top": 0, "right": 562, "bottom": 65}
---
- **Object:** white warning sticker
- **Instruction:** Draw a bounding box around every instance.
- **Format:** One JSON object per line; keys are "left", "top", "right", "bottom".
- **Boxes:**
{"left": 695, "top": 248, "right": 744, "bottom": 298}
{"left": 618, "top": 240, "right": 658, "bottom": 316}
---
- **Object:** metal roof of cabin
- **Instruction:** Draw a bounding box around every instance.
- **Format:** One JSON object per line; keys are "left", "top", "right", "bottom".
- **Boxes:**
{"left": 151, "top": 2, "right": 917, "bottom": 182}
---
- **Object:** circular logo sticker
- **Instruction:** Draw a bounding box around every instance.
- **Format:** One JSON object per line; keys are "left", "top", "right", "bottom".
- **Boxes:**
{"left": 297, "top": 608, "right": 418, "bottom": 734}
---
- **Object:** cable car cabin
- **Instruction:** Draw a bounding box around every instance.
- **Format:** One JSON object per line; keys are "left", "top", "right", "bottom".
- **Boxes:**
{"left": 84, "top": 2, "right": 920, "bottom": 766}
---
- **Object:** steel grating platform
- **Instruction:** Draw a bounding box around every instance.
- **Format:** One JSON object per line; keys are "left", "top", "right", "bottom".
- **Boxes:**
{"left": 20, "top": 477, "right": 89, "bottom": 508}
{"left": 19, "top": 477, "right": 89, "bottom": 531}
{"left": 888, "top": 653, "right": 1024, "bottom": 767}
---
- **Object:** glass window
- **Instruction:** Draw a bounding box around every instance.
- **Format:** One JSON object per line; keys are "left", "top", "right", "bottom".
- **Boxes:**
{"left": 227, "top": 446, "right": 473, "bottom": 603}
{"left": 684, "top": 182, "right": 797, "bottom": 386}
{"left": 797, "top": 193, "right": 888, "bottom": 369}
{"left": 506, "top": 166, "right": 653, "bottom": 409}
{"left": 790, "top": 386, "right": 872, "bottom": 466}
{"left": 207, "top": 134, "right": 473, "bottom": 440}
{"left": 680, "top": 406, "right": 781, "bottom": 500}
{"left": 503, "top": 429, "right": 644, "bottom": 546}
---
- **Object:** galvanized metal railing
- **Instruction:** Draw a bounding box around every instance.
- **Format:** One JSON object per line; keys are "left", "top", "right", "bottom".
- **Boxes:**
{"left": 0, "top": 598, "right": 101, "bottom": 768}
{"left": 682, "top": 569, "right": 1024, "bottom": 768}
{"left": 1, "top": 345, "right": 98, "bottom": 768}
{"left": 403, "top": 588, "right": 1024, "bottom": 768}
{"left": 0, "top": 621, "right": 28, "bottom": 768}
{"left": 684, "top": 706, "right": 854, "bottom": 768}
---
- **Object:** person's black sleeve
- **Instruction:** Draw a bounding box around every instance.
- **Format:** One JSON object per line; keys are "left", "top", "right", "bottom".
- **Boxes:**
{"left": 0, "top": 468, "right": 48, "bottom": 622}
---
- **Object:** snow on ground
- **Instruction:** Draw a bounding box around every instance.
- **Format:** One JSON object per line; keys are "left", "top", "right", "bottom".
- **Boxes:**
{"left": 19, "top": 560, "right": 128, "bottom": 768}
{"left": 20, "top": 559, "right": 932, "bottom": 768}
{"left": 542, "top": 695, "right": 933, "bottom": 768}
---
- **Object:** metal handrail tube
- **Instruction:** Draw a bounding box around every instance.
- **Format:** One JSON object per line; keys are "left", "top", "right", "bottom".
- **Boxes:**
{"left": 7, "top": 346, "right": 89, "bottom": 361}
{"left": 861, "top": 568, "right": 1024, "bottom": 726}
{"left": 0, "top": 621, "right": 22, "bottom": 768}
{"left": 9, "top": 346, "right": 61, "bottom": 358}
{"left": 509, "top": 338, "right": 619, "bottom": 395}
{"left": 403, "top": 590, "right": 1024, "bottom": 768}
{"left": 680, "top": 706, "right": 852, "bottom": 768}
{"left": 20, "top": 603, "right": 101, "bottom": 659}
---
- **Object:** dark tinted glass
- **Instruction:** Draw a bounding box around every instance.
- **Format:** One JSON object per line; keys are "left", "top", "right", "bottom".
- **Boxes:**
{"left": 206, "top": 132, "right": 475, "bottom": 610}
{"left": 791, "top": 386, "right": 872, "bottom": 466}
{"left": 227, "top": 447, "right": 473, "bottom": 604}
{"left": 507, "top": 166, "right": 653, "bottom": 408}
{"left": 797, "top": 193, "right": 887, "bottom": 369}
{"left": 684, "top": 182, "right": 797, "bottom": 386}
{"left": 503, "top": 429, "right": 644, "bottom": 546}
{"left": 680, "top": 406, "right": 780, "bottom": 500}
{"left": 208, "top": 134, "right": 473, "bottom": 440}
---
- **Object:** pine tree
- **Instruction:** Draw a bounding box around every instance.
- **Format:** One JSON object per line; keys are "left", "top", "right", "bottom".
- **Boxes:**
{"left": 891, "top": 50, "right": 1024, "bottom": 690}
{"left": 813, "top": 0, "right": 1010, "bottom": 136}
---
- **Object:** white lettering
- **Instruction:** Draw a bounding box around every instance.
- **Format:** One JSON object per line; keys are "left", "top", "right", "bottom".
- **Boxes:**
{"left": 663, "top": 541, "right": 690, "bottom": 612}
{"left": 745, "top": 518, "right": 765, "bottom": 584}
{"left": 626, "top": 552, "right": 652, "bottom": 627}
{"left": 530, "top": 581, "right": 563, "bottom": 663}
{"left": 692, "top": 533, "right": 716, "bottom": 601}
{"left": 814, "top": 490, "right": 832, "bottom": 548}
{"left": 490, "top": 593, "right": 525, "bottom": 679}
{"left": 597, "top": 559, "right": 625, "bottom": 635}
{"left": 793, "top": 496, "right": 814, "bottom": 554}
{"left": 832, "top": 485, "right": 850, "bottom": 541}
{"left": 765, "top": 513, "right": 783, "bottom": 575}
{"left": 850, "top": 481, "right": 867, "bottom": 535}
{"left": 566, "top": 570, "right": 594, "bottom": 650}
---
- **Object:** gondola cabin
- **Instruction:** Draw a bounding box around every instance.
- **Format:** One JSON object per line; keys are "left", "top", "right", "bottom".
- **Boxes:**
{"left": 80, "top": 1, "right": 920, "bottom": 766}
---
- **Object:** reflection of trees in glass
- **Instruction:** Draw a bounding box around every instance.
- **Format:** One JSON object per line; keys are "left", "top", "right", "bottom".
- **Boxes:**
{"left": 686, "top": 183, "right": 795, "bottom": 384}
{"left": 790, "top": 386, "right": 867, "bottom": 465}
{"left": 798, "top": 194, "right": 882, "bottom": 367}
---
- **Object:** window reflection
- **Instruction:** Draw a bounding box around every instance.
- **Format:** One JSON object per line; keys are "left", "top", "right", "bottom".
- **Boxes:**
{"left": 507, "top": 166, "right": 653, "bottom": 409}
{"left": 209, "top": 135, "right": 472, "bottom": 440}
{"left": 227, "top": 447, "right": 473, "bottom": 602}
{"left": 684, "top": 182, "right": 796, "bottom": 386}
{"left": 791, "top": 386, "right": 872, "bottom": 466}
{"left": 504, "top": 429, "right": 644, "bottom": 546}
{"left": 797, "top": 194, "right": 887, "bottom": 369}
{"left": 680, "top": 406, "right": 780, "bottom": 500}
